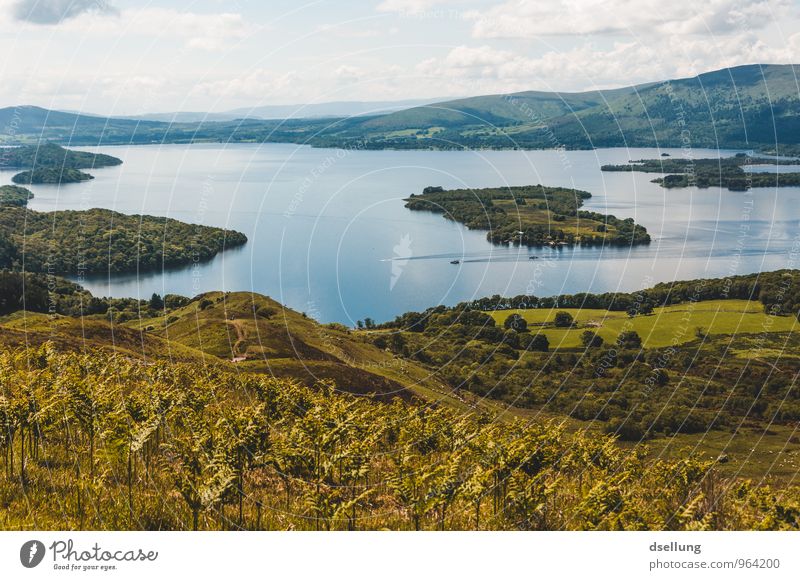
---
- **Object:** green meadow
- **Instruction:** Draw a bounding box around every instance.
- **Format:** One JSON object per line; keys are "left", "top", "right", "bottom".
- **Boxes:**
{"left": 487, "top": 299, "right": 799, "bottom": 349}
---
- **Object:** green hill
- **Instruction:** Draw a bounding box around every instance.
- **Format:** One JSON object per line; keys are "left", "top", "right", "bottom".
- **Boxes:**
{"left": 0, "top": 273, "right": 799, "bottom": 530}
{"left": 4, "top": 65, "right": 800, "bottom": 152}
{"left": 318, "top": 64, "right": 800, "bottom": 152}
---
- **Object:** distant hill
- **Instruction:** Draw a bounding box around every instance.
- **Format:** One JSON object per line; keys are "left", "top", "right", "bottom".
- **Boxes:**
{"left": 358, "top": 85, "right": 641, "bottom": 132}
{"left": 322, "top": 64, "right": 800, "bottom": 151}
{"left": 122, "top": 98, "right": 449, "bottom": 122}
{"left": 2, "top": 65, "right": 799, "bottom": 152}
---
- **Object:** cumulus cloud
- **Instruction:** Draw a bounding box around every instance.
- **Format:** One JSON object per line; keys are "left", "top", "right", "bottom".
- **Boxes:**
{"left": 468, "top": 0, "right": 791, "bottom": 38}
{"left": 415, "top": 31, "right": 800, "bottom": 95}
{"left": 13, "top": 0, "right": 117, "bottom": 24}
{"left": 47, "top": 7, "right": 259, "bottom": 51}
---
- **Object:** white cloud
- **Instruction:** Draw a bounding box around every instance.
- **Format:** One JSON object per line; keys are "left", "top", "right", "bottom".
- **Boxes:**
{"left": 12, "top": 0, "right": 116, "bottom": 24}
{"left": 48, "top": 7, "right": 259, "bottom": 51}
{"left": 414, "top": 32, "right": 800, "bottom": 95}
{"left": 333, "top": 65, "right": 362, "bottom": 84}
{"left": 468, "top": 0, "right": 791, "bottom": 38}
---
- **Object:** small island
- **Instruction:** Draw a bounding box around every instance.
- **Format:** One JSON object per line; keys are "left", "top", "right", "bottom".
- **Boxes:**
{"left": 1, "top": 142, "right": 122, "bottom": 185}
{"left": 12, "top": 167, "right": 94, "bottom": 184}
{"left": 405, "top": 185, "right": 650, "bottom": 247}
{"left": 602, "top": 154, "right": 800, "bottom": 191}
{"left": 0, "top": 185, "right": 34, "bottom": 206}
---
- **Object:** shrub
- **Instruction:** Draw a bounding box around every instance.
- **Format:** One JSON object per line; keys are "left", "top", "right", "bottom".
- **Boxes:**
{"left": 504, "top": 313, "right": 528, "bottom": 332}
{"left": 165, "top": 294, "right": 190, "bottom": 309}
{"left": 617, "top": 330, "right": 642, "bottom": 349}
{"left": 553, "top": 311, "right": 574, "bottom": 327}
{"left": 581, "top": 330, "right": 603, "bottom": 348}
{"left": 256, "top": 306, "right": 277, "bottom": 319}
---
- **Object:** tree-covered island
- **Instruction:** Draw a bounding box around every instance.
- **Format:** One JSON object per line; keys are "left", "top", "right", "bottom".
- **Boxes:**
{"left": 405, "top": 185, "right": 650, "bottom": 247}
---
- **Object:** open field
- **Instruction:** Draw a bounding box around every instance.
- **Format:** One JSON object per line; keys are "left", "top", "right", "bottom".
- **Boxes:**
{"left": 487, "top": 299, "right": 799, "bottom": 349}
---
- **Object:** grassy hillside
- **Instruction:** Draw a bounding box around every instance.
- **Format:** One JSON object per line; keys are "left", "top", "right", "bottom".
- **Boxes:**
{"left": 367, "top": 270, "right": 800, "bottom": 480}
{"left": 552, "top": 64, "right": 800, "bottom": 149}
{"left": 486, "top": 299, "right": 799, "bottom": 348}
{"left": 359, "top": 86, "right": 638, "bottom": 132}
{"left": 1, "top": 273, "right": 800, "bottom": 529}
{"left": 0, "top": 277, "right": 469, "bottom": 409}
{"left": 362, "top": 64, "right": 800, "bottom": 151}
{"left": 4, "top": 344, "right": 799, "bottom": 531}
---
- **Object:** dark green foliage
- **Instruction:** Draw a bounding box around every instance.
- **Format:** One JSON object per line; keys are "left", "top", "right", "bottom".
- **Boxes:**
{"left": 405, "top": 185, "right": 650, "bottom": 247}
{"left": 617, "top": 330, "right": 642, "bottom": 349}
{"left": 554, "top": 311, "right": 574, "bottom": 327}
{"left": 581, "top": 330, "right": 604, "bottom": 348}
{"left": 0, "top": 272, "right": 50, "bottom": 314}
{"left": 2, "top": 143, "right": 121, "bottom": 185}
{"left": 165, "top": 294, "right": 190, "bottom": 309}
{"left": 12, "top": 167, "right": 93, "bottom": 184}
{"left": 0, "top": 207, "right": 247, "bottom": 275}
{"left": 371, "top": 271, "right": 800, "bottom": 439}
{"left": 0, "top": 185, "right": 33, "bottom": 207}
{"left": 504, "top": 313, "right": 527, "bottom": 332}
{"left": 602, "top": 156, "right": 800, "bottom": 191}
{"left": 391, "top": 270, "right": 800, "bottom": 324}
{"left": 524, "top": 333, "right": 549, "bottom": 352}
{"left": 0, "top": 271, "right": 190, "bottom": 318}
{"left": 0, "top": 142, "right": 121, "bottom": 170}
{"left": 149, "top": 293, "right": 165, "bottom": 310}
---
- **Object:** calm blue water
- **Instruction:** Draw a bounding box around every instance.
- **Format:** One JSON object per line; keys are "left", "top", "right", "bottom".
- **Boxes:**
{"left": 3, "top": 144, "right": 799, "bottom": 325}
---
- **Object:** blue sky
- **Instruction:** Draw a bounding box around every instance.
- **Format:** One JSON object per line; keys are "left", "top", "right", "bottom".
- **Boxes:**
{"left": 1, "top": 0, "right": 798, "bottom": 114}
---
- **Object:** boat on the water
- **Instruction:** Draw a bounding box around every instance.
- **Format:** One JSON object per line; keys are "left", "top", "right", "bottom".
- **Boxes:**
{"left": 450, "top": 259, "right": 460, "bottom": 264}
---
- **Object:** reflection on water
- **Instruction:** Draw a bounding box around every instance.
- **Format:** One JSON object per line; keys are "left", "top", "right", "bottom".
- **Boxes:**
{"left": 5, "top": 143, "right": 798, "bottom": 324}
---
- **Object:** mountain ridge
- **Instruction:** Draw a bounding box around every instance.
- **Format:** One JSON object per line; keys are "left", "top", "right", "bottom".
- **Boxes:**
{"left": 2, "top": 64, "right": 799, "bottom": 152}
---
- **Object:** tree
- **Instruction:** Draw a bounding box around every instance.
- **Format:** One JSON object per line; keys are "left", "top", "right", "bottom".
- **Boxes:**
{"left": 628, "top": 302, "right": 654, "bottom": 317}
{"left": 527, "top": 333, "right": 549, "bottom": 352}
{"left": 149, "top": 293, "right": 164, "bottom": 310}
{"left": 504, "top": 313, "right": 528, "bottom": 332}
{"left": 617, "top": 330, "right": 642, "bottom": 349}
{"left": 553, "top": 311, "right": 574, "bottom": 328}
{"left": 581, "top": 330, "right": 604, "bottom": 348}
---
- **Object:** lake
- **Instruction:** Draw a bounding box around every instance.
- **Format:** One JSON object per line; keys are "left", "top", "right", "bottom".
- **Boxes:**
{"left": 4, "top": 144, "right": 799, "bottom": 324}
